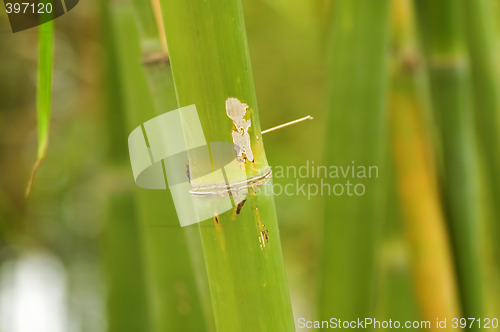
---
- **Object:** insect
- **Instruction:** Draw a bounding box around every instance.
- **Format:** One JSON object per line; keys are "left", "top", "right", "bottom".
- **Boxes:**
{"left": 226, "top": 97, "right": 254, "bottom": 162}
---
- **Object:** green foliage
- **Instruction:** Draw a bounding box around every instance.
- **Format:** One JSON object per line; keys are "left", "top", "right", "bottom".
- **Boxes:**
{"left": 26, "top": 20, "right": 54, "bottom": 195}
{"left": 36, "top": 20, "right": 54, "bottom": 160}
{"left": 2, "top": 0, "right": 499, "bottom": 330}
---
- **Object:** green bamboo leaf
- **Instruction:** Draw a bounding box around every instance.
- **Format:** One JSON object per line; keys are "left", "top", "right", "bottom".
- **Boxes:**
{"left": 26, "top": 20, "right": 54, "bottom": 196}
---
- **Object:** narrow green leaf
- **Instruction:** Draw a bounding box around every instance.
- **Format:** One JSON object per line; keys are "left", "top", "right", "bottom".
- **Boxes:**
{"left": 26, "top": 20, "right": 54, "bottom": 196}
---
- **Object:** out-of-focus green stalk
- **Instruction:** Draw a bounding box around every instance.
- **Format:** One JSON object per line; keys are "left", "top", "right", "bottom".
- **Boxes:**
{"left": 319, "top": 0, "right": 390, "bottom": 323}
{"left": 463, "top": 0, "right": 500, "bottom": 317}
{"left": 159, "top": 1, "right": 294, "bottom": 330}
{"left": 463, "top": 0, "right": 500, "bottom": 262}
{"left": 102, "top": 193, "right": 152, "bottom": 332}
{"left": 130, "top": 0, "right": 176, "bottom": 114}
{"left": 101, "top": 4, "right": 152, "bottom": 331}
{"left": 415, "top": 0, "right": 484, "bottom": 325}
{"left": 376, "top": 156, "right": 420, "bottom": 325}
{"left": 391, "top": 0, "right": 462, "bottom": 327}
{"left": 108, "top": 2, "right": 209, "bottom": 331}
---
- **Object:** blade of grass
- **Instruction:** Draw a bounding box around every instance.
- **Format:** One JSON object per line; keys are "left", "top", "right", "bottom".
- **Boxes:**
{"left": 159, "top": 0, "right": 295, "bottom": 330}
{"left": 415, "top": 0, "right": 484, "bottom": 326}
{"left": 319, "top": 0, "right": 391, "bottom": 323}
{"left": 26, "top": 20, "right": 54, "bottom": 196}
{"left": 390, "top": 0, "right": 462, "bottom": 323}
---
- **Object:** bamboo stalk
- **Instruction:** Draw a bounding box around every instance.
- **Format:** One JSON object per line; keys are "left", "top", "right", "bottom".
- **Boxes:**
{"left": 130, "top": 0, "right": 176, "bottom": 114}
{"left": 107, "top": 2, "right": 209, "bottom": 331}
{"left": 390, "top": 0, "right": 462, "bottom": 328}
{"left": 102, "top": 194, "right": 153, "bottom": 332}
{"left": 101, "top": 4, "right": 152, "bottom": 331}
{"left": 159, "top": 0, "right": 295, "bottom": 330}
{"left": 319, "top": 0, "right": 391, "bottom": 323}
{"left": 415, "top": 0, "right": 484, "bottom": 325}
{"left": 463, "top": 0, "right": 500, "bottom": 267}
{"left": 375, "top": 144, "right": 420, "bottom": 325}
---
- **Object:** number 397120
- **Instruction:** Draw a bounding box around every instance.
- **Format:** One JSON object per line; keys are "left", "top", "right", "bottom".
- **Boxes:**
{"left": 5, "top": 2, "right": 53, "bottom": 14}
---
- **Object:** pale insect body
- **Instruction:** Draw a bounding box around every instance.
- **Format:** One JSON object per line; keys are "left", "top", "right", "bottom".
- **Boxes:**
{"left": 226, "top": 97, "right": 254, "bottom": 162}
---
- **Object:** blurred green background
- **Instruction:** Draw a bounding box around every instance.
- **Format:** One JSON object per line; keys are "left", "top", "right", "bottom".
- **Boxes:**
{"left": 0, "top": 0, "right": 499, "bottom": 331}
